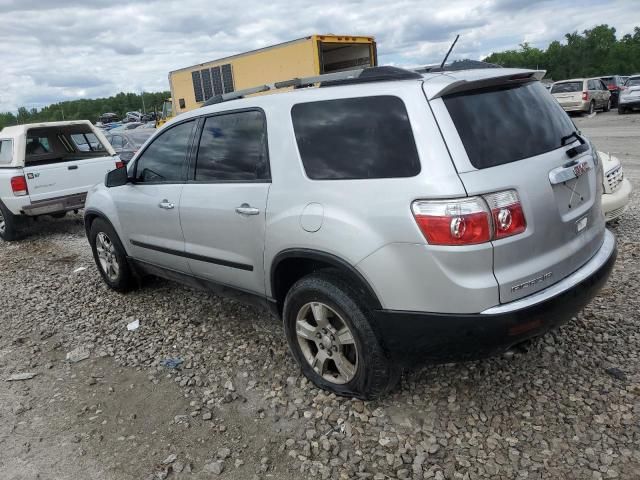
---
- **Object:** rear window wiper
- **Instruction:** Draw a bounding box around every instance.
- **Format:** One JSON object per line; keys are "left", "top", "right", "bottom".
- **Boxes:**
{"left": 561, "top": 131, "right": 589, "bottom": 158}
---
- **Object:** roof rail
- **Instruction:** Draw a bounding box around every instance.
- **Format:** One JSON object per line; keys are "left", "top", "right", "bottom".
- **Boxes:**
{"left": 202, "top": 66, "right": 422, "bottom": 106}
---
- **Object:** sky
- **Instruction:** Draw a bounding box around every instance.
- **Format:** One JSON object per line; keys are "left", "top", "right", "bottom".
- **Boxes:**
{"left": 0, "top": 0, "right": 637, "bottom": 113}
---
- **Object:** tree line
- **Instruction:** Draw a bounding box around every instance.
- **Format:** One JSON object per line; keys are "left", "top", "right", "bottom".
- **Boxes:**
{"left": 0, "top": 91, "right": 170, "bottom": 130}
{"left": 484, "top": 25, "right": 640, "bottom": 81}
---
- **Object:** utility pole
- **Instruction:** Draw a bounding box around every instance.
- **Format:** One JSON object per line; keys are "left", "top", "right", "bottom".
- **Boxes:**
{"left": 61, "top": 106, "right": 65, "bottom": 120}
{"left": 141, "top": 92, "right": 146, "bottom": 114}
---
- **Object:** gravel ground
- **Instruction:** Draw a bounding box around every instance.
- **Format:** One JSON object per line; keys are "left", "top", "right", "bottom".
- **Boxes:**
{"left": 1, "top": 111, "right": 639, "bottom": 479}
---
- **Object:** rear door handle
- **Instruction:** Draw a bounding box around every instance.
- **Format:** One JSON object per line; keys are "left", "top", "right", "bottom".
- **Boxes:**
{"left": 68, "top": 165, "right": 78, "bottom": 170}
{"left": 235, "top": 203, "right": 259, "bottom": 216}
{"left": 158, "top": 200, "right": 175, "bottom": 210}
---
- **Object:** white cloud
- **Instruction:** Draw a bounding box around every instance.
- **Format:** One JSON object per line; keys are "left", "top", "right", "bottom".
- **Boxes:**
{"left": 0, "top": 0, "right": 636, "bottom": 112}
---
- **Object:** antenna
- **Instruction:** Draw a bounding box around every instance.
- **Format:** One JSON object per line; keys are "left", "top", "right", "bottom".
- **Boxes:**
{"left": 440, "top": 34, "right": 460, "bottom": 69}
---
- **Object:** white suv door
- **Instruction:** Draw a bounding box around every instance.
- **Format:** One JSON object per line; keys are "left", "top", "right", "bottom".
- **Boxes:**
{"left": 114, "top": 119, "right": 196, "bottom": 272}
{"left": 179, "top": 110, "right": 270, "bottom": 294}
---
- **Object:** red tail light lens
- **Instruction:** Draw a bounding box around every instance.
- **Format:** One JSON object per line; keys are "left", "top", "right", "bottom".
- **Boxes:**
{"left": 115, "top": 161, "right": 125, "bottom": 169}
{"left": 412, "top": 190, "right": 526, "bottom": 246}
{"left": 10, "top": 175, "right": 28, "bottom": 196}
{"left": 412, "top": 198, "right": 491, "bottom": 245}
{"left": 483, "top": 190, "right": 527, "bottom": 239}
{"left": 582, "top": 91, "right": 589, "bottom": 101}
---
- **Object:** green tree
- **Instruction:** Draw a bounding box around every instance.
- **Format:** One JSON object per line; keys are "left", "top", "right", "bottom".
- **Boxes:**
{"left": 484, "top": 24, "right": 639, "bottom": 81}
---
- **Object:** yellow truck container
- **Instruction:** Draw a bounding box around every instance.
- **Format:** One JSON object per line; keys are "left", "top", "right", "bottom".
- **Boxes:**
{"left": 167, "top": 34, "right": 377, "bottom": 115}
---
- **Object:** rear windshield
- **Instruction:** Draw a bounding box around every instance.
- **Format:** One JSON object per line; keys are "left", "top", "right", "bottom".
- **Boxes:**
{"left": 444, "top": 81, "right": 575, "bottom": 169}
{"left": 291, "top": 96, "right": 420, "bottom": 180}
{"left": 550, "top": 82, "right": 583, "bottom": 93}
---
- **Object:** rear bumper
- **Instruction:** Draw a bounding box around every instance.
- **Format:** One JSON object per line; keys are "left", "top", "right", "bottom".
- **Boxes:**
{"left": 22, "top": 192, "right": 87, "bottom": 216}
{"left": 560, "top": 101, "right": 589, "bottom": 112}
{"left": 373, "top": 230, "right": 617, "bottom": 363}
{"left": 619, "top": 98, "right": 640, "bottom": 109}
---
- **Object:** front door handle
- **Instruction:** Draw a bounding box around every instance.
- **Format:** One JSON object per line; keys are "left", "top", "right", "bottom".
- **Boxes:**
{"left": 158, "top": 200, "right": 175, "bottom": 210}
{"left": 235, "top": 203, "right": 259, "bottom": 216}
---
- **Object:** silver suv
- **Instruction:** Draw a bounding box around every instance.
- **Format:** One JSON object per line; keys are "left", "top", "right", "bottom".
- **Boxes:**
{"left": 85, "top": 66, "right": 617, "bottom": 399}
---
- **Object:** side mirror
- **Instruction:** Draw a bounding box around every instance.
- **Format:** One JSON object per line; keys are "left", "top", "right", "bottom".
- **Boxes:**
{"left": 105, "top": 166, "right": 129, "bottom": 188}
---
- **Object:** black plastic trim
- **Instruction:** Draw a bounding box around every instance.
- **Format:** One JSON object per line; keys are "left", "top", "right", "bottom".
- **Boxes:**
{"left": 130, "top": 257, "right": 274, "bottom": 313}
{"left": 130, "top": 239, "right": 253, "bottom": 271}
{"left": 270, "top": 248, "right": 382, "bottom": 309}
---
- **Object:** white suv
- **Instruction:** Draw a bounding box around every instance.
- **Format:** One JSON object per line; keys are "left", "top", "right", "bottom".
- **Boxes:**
{"left": 84, "top": 66, "right": 616, "bottom": 398}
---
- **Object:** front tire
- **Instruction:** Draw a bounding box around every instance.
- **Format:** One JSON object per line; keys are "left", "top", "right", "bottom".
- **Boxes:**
{"left": 283, "top": 271, "right": 399, "bottom": 399}
{"left": 89, "top": 218, "right": 134, "bottom": 292}
{"left": 618, "top": 106, "right": 627, "bottom": 114}
{"left": 0, "top": 201, "right": 20, "bottom": 241}
{"left": 603, "top": 98, "right": 611, "bottom": 112}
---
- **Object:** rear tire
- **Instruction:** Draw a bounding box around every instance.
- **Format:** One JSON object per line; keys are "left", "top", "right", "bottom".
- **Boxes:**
{"left": 588, "top": 101, "right": 595, "bottom": 115}
{"left": 89, "top": 218, "right": 135, "bottom": 292}
{"left": 0, "top": 201, "right": 20, "bottom": 241}
{"left": 618, "top": 106, "right": 627, "bottom": 114}
{"left": 283, "top": 271, "right": 399, "bottom": 399}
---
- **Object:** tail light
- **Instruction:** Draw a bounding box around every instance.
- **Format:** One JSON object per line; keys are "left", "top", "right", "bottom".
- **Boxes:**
{"left": 412, "top": 190, "right": 526, "bottom": 246}
{"left": 483, "top": 190, "right": 527, "bottom": 239}
{"left": 115, "top": 161, "right": 125, "bottom": 169}
{"left": 582, "top": 91, "right": 589, "bottom": 101}
{"left": 10, "top": 175, "right": 28, "bottom": 196}
{"left": 412, "top": 198, "right": 491, "bottom": 246}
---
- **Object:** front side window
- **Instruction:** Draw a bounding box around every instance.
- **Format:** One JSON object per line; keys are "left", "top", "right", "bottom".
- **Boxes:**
{"left": 195, "top": 111, "right": 269, "bottom": 181}
{"left": 134, "top": 120, "right": 195, "bottom": 183}
{"left": 291, "top": 96, "right": 420, "bottom": 180}
{"left": 0, "top": 140, "right": 12, "bottom": 164}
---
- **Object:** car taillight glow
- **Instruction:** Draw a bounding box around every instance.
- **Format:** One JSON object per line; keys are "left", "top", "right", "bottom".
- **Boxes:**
{"left": 483, "top": 190, "right": 527, "bottom": 239}
{"left": 412, "top": 190, "right": 526, "bottom": 246}
{"left": 411, "top": 198, "right": 491, "bottom": 246}
{"left": 10, "top": 175, "right": 28, "bottom": 196}
{"left": 115, "top": 161, "right": 125, "bottom": 169}
{"left": 582, "top": 91, "right": 589, "bottom": 101}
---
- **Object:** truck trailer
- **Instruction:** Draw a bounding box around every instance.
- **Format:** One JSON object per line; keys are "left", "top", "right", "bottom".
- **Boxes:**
{"left": 167, "top": 34, "right": 377, "bottom": 117}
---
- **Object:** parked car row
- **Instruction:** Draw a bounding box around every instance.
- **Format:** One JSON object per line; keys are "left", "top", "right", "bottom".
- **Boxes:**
{"left": 0, "top": 66, "right": 631, "bottom": 398}
{"left": 550, "top": 74, "right": 640, "bottom": 114}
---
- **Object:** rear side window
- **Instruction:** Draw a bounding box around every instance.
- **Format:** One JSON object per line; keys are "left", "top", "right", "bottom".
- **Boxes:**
{"left": 444, "top": 82, "right": 575, "bottom": 169}
{"left": 291, "top": 96, "right": 420, "bottom": 180}
{"left": 0, "top": 140, "right": 12, "bottom": 164}
{"left": 134, "top": 120, "right": 195, "bottom": 183}
{"left": 195, "top": 110, "right": 269, "bottom": 181}
{"left": 550, "top": 82, "right": 582, "bottom": 94}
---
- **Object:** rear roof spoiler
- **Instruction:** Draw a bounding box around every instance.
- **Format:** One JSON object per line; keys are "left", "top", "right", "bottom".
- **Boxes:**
{"left": 428, "top": 70, "right": 546, "bottom": 100}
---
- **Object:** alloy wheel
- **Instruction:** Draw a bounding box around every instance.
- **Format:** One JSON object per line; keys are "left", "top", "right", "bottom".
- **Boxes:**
{"left": 0, "top": 209, "right": 5, "bottom": 236}
{"left": 295, "top": 302, "right": 358, "bottom": 385}
{"left": 95, "top": 232, "right": 119, "bottom": 281}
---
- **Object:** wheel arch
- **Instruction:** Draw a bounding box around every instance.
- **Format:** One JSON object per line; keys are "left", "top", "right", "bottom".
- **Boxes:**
{"left": 270, "top": 248, "right": 382, "bottom": 315}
